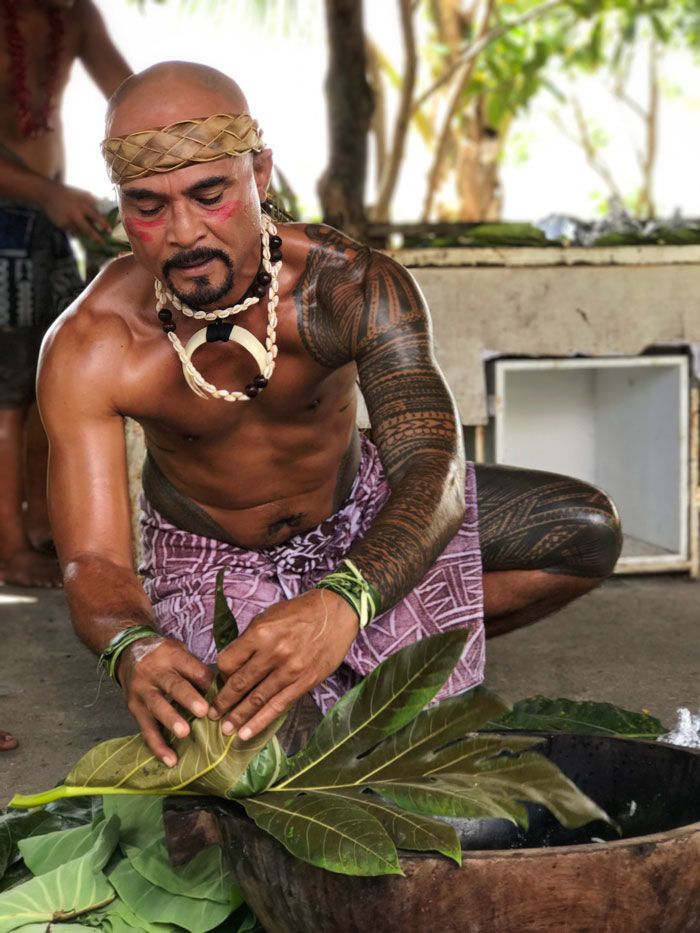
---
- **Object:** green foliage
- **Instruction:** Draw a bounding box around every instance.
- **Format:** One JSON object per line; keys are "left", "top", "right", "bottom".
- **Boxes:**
{"left": 486, "top": 696, "right": 668, "bottom": 738}
{"left": 213, "top": 568, "right": 238, "bottom": 653}
{"left": 10, "top": 711, "right": 285, "bottom": 808}
{"left": 0, "top": 819, "right": 118, "bottom": 932}
{"left": 0, "top": 796, "right": 242, "bottom": 932}
{"left": 9, "top": 628, "right": 611, "bottom": 880}
{"left": 236, "top": 633, "right": 608, "bottom": 875}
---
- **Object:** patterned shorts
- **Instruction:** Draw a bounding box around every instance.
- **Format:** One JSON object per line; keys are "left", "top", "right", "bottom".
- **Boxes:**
{"left": 0, "top": 197, "right": 83, "bottom": 407}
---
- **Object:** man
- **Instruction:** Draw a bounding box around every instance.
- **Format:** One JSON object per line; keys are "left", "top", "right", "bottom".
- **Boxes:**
{"left": 0, "top": 0, "right": 130, "bottom": 589}
{"left": 38, "top": 62, "right": 621, "bottom": 766}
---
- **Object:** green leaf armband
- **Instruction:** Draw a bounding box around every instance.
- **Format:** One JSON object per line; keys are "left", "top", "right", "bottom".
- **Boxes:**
{"left": 314, "top": 559, "right": 382, "bottom": 630}
{"left": 99, "top": 625, "right": 162, "bottom": 681}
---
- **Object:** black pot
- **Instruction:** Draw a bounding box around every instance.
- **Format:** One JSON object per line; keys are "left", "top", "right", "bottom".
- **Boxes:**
{"left": 165, "top": 734, "right": 700, "bottom": 933}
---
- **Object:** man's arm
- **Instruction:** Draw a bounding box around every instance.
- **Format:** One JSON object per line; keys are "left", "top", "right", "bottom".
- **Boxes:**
{"left": 77, "top": 0, "right": 132, "bottom": 100}
{"left": 212, "top": 230, "right": 464, "bottom": 737}
{"left": 38, "top": 301, "right": 213, "bottom": 765}
{"left": 0, "top": 156, "right": 110, "bottom": 243}
{"left": 329, "top": 247, "right": 465, "bottom": 604}
{"left": 0, "top": 2, "right": 130, "bottom": 239}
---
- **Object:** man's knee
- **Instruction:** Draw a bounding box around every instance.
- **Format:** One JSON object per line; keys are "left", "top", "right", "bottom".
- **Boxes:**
{"left": 475, "top": 463, "right": 622, "bottom": 579}
{"left": 561, "top": 482, "right": 622, "bottom": 579}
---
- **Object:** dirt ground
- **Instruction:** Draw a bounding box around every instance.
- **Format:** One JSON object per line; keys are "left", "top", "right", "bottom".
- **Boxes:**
{"left": 1, "top": 574, "right": 698, "bottom": 808}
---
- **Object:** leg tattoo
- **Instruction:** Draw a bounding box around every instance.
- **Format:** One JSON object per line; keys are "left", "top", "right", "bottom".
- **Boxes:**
{"left": 475, "top": 464, "right": 622, "bottom": 579}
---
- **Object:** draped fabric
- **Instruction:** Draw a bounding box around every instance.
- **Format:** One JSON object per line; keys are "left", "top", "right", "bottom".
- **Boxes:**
{"left": 140, "top": 436, "right": 485, "bottom": 713}
{"left": 0, "top": 194, "right": 83, "bottom": 407}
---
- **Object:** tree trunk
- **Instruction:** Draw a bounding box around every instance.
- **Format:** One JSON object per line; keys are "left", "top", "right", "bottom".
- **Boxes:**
{"left": 317, "top": 0, "right": 374, "bottom": 241}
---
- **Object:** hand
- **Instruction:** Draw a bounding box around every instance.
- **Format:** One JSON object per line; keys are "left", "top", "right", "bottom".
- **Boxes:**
{"left": 41, "top": 180, "right": 112, "bottom": 244}
{"left": 117, "top": 636, "right": 215, "bottom": 767}
{"left": 211, "top": 589, "right": 360, "bottom": 741}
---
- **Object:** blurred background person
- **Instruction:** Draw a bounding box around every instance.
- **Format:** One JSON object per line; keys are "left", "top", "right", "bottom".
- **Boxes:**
{"left": 0, "top": 0, "right": 130, "bottom": 591}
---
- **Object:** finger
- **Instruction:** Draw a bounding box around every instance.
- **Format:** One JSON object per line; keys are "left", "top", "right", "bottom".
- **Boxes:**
{"left": 221, "top": 669, "right": 298, "bottom": 736}
{"left": 210, "top": 652, "right": 272, "bottom": 719}
{"left": 146, "top": 691, "right": 192, "bottom": 740}
{"left": 216, "top": 637, "right": 256, "bottom": 677}
{"left": 74, "top": 214, "right": 105, "bottom": 244}
{"left": 130, "top": 702, "right": 177, "bottom": 767}
{"left": 233, "top": 678, "right": 305, "bottom": 742}
{"left": 83, "top": 203, "right": 112, "bottom": 234}
{"left": 165, "top": 675, "right": 211, "bottom": 720}
{"left": 173, "top": 652, "right": 216, "bottom": 696}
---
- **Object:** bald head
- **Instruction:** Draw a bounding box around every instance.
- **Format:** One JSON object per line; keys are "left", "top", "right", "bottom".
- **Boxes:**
{"left": 102, "top": 62, "right": 266, "bottom": 186}
{"left": 106, "top": 61, "right": 250, "bottom": 137}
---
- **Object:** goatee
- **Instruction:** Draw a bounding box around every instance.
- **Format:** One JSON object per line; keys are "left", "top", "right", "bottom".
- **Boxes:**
{"left": 162, "top": 247, "right": 235, "bottom": 309}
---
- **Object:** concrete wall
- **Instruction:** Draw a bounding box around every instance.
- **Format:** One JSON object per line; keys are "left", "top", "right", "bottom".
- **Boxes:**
{"left": 393, "top": 244, "right": 700, "bottom": 426}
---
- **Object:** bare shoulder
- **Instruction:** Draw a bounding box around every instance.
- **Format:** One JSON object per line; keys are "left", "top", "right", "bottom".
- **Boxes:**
{"left": 39, "top": 254, "right": 150, "bottom": 408}
{"left": 288, "top": 223, "right": 428, "bottom": 368}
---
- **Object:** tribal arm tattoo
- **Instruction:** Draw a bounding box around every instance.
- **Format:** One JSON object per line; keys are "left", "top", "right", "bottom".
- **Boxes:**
{"left": 296, "top": 225, "right": 465, "bottom": 611}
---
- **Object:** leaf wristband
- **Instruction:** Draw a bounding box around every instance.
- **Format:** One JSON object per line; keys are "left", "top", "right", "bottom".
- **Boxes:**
{"left": 99, "top": 625, "right": 162, "bottom": 681}
{"left": 314, "top": 559, "right": 381, "bottom": 630}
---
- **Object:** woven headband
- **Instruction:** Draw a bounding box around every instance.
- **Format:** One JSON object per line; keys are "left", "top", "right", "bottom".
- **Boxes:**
{"left": 101, "top": 112, "right": 264, "bottom": 184}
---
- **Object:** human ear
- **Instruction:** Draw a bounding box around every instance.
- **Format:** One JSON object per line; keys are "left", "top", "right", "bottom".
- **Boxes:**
{"left": 253, "top": 149, "right": 274, "bottom": 202}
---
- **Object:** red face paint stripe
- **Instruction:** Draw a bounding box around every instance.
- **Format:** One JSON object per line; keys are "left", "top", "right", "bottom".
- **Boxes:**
{"left": 208, "top": 200, "right": 243, "bottom": 221}
{"left": 128, "top": 217, "right": 166, "bottom": 229}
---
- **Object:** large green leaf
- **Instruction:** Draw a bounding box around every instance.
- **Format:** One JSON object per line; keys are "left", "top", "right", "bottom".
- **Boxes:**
{"left": 226, "top": 733, "right": 288, "bottom": 799}
{"left": 102, "top": 796, "right": 163, "bottom": 853}
{"left": 281, "top": 629, "right": 469, "bottom": 788}
{"left": 85, "top": 897, "right": 189, "bottom": 932}
{"left": 372, "top": 745, "right": 609, "bottom": 830}
{"left": 332, "top": 687, "right": 512, "bottom": 785}
{"left": 0, "top": 818, "right": 119, "bottom": 932}
{"left": 213, "top": 569, "right": 238, "bottom": 652}
{"left": 11, "top": 716, "right": 284, "bottom": 808}
{"left": 319, "top": 789, "right": 462, "bottom": 864}
{"left": 12, "top": 924, "right": 96, "bottom": 931}
{"left": 127, "top": 839, "right": 233, "bottom": 903}
{"left": 108, "top": 860, "right": 231, "bottom": 932}
{"left": 18, "top": 820, "right": 110, "bottom": 877}
{"left": 0, "top": 811, "right": 62, "bottom": 883}
{"left": 485, "top": 696, "right": 667, "bottom": 739}
{"left": 242, "top": 790, "right": 403, "bottom": 876}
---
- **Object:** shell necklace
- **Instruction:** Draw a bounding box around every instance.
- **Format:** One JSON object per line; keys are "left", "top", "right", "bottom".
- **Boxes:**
{"left": 154, "top": 213, "right": 282, "bottom": 402}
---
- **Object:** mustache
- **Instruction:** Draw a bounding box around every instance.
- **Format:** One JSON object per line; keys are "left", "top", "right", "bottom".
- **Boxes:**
{"left": 162, "top": 247, "right": 233, "bottom": 278}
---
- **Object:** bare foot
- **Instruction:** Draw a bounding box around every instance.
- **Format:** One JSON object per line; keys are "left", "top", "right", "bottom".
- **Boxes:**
{"left": 0, "top": 549, "right": 62, "bottom": 588}
{"left": 0, "top": 731, "right": 18, "bottom": 751}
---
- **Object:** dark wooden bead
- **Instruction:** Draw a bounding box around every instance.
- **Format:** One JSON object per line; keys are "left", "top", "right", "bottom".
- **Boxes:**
{"left": 253, "top": 375, "right": 268, "bottom": 388}
{"left": 270, "top": 249, "right": 282, "bottom": 262}
{"left": 162, "top": 322, "right": 176, "bottom": 333}
{"left": 158, "top": 308, "right": 173, "bottom": 322}
{"left": 245, "top": 384, "right": 259, "bottom": 398}
{"left": 257, "top": 271, "right": 272, "bottom": 286}
{"left": 269, "top": 235, "right": 282, "bottom": 248}
{"left": 253, "top": 283, "right": 267, "bottom": 298}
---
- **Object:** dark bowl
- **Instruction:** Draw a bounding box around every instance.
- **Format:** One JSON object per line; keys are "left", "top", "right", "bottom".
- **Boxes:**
{"left": 165, "top": 733, "right": 700, "bottom": 933}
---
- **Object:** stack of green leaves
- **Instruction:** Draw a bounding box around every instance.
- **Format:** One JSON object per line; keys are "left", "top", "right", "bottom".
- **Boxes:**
{"left": 0, "top": 794, "right": 256, "bottom": 932}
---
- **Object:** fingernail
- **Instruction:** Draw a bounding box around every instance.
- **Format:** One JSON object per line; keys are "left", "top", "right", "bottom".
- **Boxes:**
{"left": 222, "top": 721, "right": 235, "bottom": 736}
{"left": 163, "top": 755, "right": 176, "bottom": 767}
{"left": 208, "top": 708, "right": 220, "bottom": 720}
{"left": 238, "top": 727, "right": 251, "bottom": 741}
{"left": 173, "top": 722, "right": 187, "bottom": 737}
{"left": 192, "top": 702, "right": 208, "bottom": 717}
